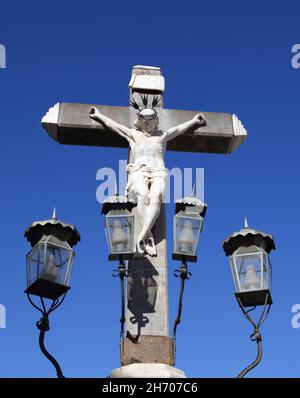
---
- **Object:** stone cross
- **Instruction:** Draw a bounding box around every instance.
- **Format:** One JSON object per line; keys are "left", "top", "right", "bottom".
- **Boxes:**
{"left": 42, "top": 65, "right": 247, "bottom": 372}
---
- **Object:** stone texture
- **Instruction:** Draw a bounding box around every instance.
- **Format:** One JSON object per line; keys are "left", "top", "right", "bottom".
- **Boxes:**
{"left": 42, "top": 103, "right": 247, "bottom": 154}
{"left": 126, "top": 205, "right": 169, "bottom": 338}
{"left": 121, "top": 335, "right": 174, "bottom": 366}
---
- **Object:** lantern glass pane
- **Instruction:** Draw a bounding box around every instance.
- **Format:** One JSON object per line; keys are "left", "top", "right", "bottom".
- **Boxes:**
{"left": 174, "top": 212, "right": 202, "bottom": 256}
{"left": 26, "top": 245, "right": 40, "bottom": 287}
{"left": 229, "top": 245, "right": 269, "bottom": 293}
{"left": 105, "top": 210, "right": 134, "bottom": 255}
{"left": 26, "top": 235, "right": 74, "bottom": 288}
{"left": 263, "top": 253, "right": 272, "bottom": 291}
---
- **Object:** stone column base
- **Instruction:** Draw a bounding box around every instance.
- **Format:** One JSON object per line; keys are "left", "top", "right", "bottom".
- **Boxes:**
{"left": 121, "top": 336, "right": 174, "bottom": 366}
{"left": 109, "top": 363, "right": 186, "bottom": 378}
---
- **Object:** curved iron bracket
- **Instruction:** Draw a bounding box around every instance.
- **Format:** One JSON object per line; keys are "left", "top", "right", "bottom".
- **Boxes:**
{"left": 236, "top": 293, "right": 271, "bottom": 378}
{"left": 27, "top": 293, "right": 67, "bottom": 378}
{"left": 112, "top": 258, "right": 129, "bottom": 359}
{"left": 172, "top": 260, "right": 192, "bottom": 363}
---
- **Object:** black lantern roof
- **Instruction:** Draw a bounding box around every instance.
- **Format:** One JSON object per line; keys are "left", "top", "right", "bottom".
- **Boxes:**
{"left": 175, "top": 195, "right": 207, "bottom": 217}
{"left": 222, "top": 218, "right": 275, "bottom": 256}
{"left": 24, "top": 209, "right": 81, "bottom": 248}
{"left": 101, "top": 194, "right": 137, "bottom": 215}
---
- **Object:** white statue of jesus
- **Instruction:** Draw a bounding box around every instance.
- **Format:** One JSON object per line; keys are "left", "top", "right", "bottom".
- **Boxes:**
{"left": 89, "top": 105, "right": 206, "bottom": 257}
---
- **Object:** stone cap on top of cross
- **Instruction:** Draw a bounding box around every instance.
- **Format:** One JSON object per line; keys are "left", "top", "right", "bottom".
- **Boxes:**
{"left": 132, "top": 65, "right": 161, "bottom": 73}
{"left": 129, "top": 65, "right": 165, "bottom": 96}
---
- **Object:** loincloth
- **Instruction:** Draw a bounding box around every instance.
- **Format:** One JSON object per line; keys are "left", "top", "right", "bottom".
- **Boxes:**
{"left": 126, "top": 162, "right": 168, "bottom": 195}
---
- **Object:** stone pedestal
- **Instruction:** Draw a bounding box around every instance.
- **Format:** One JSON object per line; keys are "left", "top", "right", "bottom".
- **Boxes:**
{"left": 109, "top": 363, "right": 186, "bottom": 378}
{"left": 121, "top": 335, "right": 174, "bottom": 366}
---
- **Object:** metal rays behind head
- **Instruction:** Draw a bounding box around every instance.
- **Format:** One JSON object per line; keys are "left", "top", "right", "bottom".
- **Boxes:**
{"left": 130, "top": 94, "right": 161, "bottom": 117}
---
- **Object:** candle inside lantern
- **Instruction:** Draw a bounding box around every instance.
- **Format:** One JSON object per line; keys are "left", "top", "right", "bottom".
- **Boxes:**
{"left": 243, "top": 264, "right": 261, "bottom": 291}
{"left": 40, "top": 254, "right": 59, "bottom": 283}
{"left": 178, "top": 220, "right": 196, "bottom": 254}
{"left": 111, "top": 219, "right": 129, "bottom": 252}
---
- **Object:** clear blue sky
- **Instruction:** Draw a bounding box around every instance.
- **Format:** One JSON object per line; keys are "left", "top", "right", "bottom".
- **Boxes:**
{"left": 0, "top": 0, "right": 299, "bottom": 378}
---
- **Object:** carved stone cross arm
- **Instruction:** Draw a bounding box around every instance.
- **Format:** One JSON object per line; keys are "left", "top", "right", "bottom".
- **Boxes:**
{"left": 42, "top": 102, "right": 247, "bottom": 154}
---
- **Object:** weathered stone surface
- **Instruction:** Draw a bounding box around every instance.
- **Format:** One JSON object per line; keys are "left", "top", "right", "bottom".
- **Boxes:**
{"left": 42, "top": 103, "right": 247, "bottom": 154}
{"left": 121, "top": 335, "right": 174, "bottom": 366}
{"left": 126, "top": 205, "right": 169, "bottom": 337}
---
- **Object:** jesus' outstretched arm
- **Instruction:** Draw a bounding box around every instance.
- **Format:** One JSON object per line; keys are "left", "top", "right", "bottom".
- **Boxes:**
{"left": 89, "top": 106, "right": 133, "bottom": 141}
{"left": 166, "top": 113, "right": 206, "bottom": 141}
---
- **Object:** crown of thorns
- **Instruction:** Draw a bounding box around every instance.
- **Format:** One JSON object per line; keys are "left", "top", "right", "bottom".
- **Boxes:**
{"left": 130, "top": 94, "right": 161, "bottom": 116}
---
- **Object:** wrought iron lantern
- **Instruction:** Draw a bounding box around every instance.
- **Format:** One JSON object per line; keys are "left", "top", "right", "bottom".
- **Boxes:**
{"left": 222, "top": 218, "right": 275, "bottom": 307}
{"left": 173, "top": 195, "right": 207, "bottom": 262}
{"left": 24, "top": 209, "right": 80, "bottom": 378}
{"left": 222, "top": 218, "right": 275, "bottom": 378}
{"left": 102, "top": 194, "right": 136, "bottom": 261}
{"left": 24, "top": 209, "right": 80, "bottom": 300}
{"left": 172, "top": 193, "right": 207, "bottom": 362}
{"left": 102, "top": 193, "right": 136, "bottom": 349}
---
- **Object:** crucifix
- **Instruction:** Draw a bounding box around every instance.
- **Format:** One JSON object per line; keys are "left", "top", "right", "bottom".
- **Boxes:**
{"left": 42, "top": 65, "right": 247, "bottom": 377}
